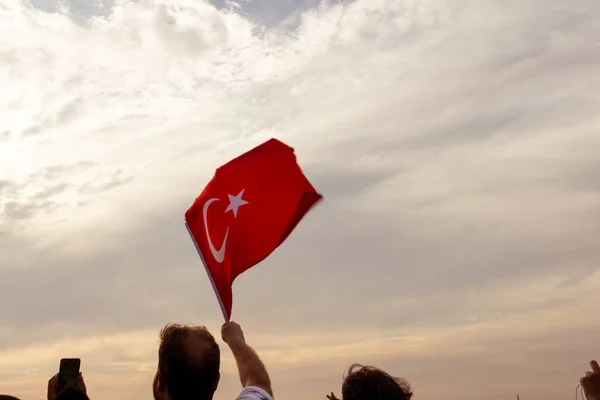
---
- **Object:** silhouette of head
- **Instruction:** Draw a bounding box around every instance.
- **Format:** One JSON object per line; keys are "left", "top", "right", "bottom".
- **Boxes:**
{"left": 154, "top": 324, "right": 221, "bottom": 400}
{"left": 342, "top": 364, "right": 412, "bottom": 400}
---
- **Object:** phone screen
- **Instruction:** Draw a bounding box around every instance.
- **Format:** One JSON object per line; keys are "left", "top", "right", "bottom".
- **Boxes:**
{"left": 57, "top": 358, "right": 80, "bottom": 392}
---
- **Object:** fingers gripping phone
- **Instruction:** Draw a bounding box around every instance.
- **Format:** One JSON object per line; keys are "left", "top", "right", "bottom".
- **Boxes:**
{"left": 57, "top": 358, "right": 81, "bottom": 392}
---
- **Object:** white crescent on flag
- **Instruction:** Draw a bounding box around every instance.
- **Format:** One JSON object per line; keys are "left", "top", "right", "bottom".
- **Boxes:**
{"left": 202, "top": 190, "right": 248, "bottom": 263}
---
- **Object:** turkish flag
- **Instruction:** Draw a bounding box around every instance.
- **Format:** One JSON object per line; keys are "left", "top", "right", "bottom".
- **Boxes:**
{"left": 184, "top": 138, "right": 322, "bottom": 320}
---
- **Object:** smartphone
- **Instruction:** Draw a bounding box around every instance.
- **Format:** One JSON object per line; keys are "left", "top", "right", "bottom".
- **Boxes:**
{"left": 57, "top": 358, "right": 80, "bottom": 392}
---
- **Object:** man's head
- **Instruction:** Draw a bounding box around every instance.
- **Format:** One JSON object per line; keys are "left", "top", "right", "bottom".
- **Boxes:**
{"left": 341, "top": 364, "right": 412, "bottom": 400}
{"left": 154, "top": 324, "right": 221, "bottom": 400}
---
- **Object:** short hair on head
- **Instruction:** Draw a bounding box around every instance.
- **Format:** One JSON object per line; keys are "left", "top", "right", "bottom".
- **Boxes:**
{"left": 0, "top": 395, "right": 21, "bottom": 400}
{"left": 342, "top": 364, "right": 413, "bottom": 400}
{"left": 158, "top": 324, "right": 220, "bottom": 400}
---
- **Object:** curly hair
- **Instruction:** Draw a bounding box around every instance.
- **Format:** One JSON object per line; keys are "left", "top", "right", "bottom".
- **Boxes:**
{"left": 342, "top": 364, "right": 413, "bottom": 400}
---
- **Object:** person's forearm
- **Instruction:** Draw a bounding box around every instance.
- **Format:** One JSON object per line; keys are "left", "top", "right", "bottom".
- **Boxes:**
{"left": 228, "top": 339, "right": 272, "bottom": 396}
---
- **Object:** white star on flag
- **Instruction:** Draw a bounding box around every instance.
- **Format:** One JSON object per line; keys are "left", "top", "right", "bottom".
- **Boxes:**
{"left": 225, "top": 189, "right": 248, "bottom": 218}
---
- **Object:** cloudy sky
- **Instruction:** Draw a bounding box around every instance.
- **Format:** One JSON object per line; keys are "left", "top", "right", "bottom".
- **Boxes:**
{"left": 1, "top": 0, "right": 600, "bottom": 399}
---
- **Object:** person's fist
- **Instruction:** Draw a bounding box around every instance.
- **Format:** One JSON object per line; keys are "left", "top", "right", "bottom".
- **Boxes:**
{"left": 222, "top": 321, "right": 245, "bottom": 345}
{"left": 581, "top": 360, "right": 600, "bottom": 400}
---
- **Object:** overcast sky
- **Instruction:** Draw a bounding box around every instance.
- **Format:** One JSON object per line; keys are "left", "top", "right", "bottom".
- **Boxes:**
{"left": 1, "top": 0, "right": 599, "bottom": 399}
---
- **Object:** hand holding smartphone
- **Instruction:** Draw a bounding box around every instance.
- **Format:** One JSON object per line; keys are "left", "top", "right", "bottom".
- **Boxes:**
{"left": 47, "top": 358, "right": 87, "bottom": 400}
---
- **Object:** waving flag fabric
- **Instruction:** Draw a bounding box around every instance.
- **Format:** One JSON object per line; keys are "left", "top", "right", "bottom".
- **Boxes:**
{"left": 185, "top": 138, "right": 322, "bottom": 320}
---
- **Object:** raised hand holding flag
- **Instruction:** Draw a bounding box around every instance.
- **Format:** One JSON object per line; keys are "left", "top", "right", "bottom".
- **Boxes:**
{"left": 185, "top": 138, "right": 322, "bottom": 320}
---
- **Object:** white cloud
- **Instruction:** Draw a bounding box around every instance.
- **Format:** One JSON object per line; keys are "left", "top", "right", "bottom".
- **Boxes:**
{"left": 1, "top": 0, "right": 600, "bottom": 399}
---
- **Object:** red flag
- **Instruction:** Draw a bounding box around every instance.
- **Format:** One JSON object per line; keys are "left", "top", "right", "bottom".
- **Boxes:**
{"left": 185, "top": 138, "right": 322, "bottom": 320}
